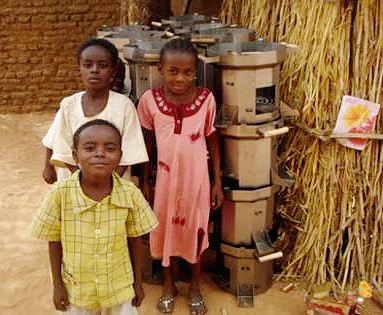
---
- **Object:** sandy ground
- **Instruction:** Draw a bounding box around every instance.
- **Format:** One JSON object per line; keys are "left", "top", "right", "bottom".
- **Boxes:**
{"left": 0, "top": 112, "right": 382, "bottom": 315}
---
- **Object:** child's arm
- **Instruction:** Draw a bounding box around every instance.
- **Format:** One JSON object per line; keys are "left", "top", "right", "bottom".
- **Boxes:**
{"left": 207, "top": 130, "right": 224, "bottom": 210}
{"left": 140, "top": 129, "right": 156, "bottom": 202}
{"left": 116, "top": 166, "right": 128, "bottom": 177}
{"left": 65, "top": 163, "right": 78, "bottom": 174}
{"left": 43, "top": 148, "right": 57, "bottom": 184}
{"left": 127, "top": 237, "right": 144, "bottom": 306}
{"left": 48, "top": 241, "right": 69, "bottom": 311}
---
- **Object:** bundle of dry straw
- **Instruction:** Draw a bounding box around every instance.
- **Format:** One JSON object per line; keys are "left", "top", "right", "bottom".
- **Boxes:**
{"left": 221, "top": 0, "right": 382, "bottom": 292}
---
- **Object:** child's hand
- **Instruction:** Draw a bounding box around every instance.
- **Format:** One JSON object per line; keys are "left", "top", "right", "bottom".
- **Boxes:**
{"left": 43, "top": 164, "right": 57, "bottom": 184}
{"left": 53, "top": 283, "right": 69, "bottom": 311}
{"left": 132, "top": 282, "right": 145, "bottom": 306}
{"left": 141, "top": 181, "right": 151, "bottom": 204}
{"left": 211, "top": 182, "right": 224, "bottom": 210}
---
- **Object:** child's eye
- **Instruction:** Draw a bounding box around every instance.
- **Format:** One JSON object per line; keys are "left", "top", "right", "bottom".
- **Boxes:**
{"left": 82, "top": 62, "right": 92, "bottom": 68}
{"left": 84, "top": 146, "right": 94, "bottom": 151}
{"left": 98, "top": 62, "right": 110, "bottom": 69}
{"left": 106, "top": 145, "right": 117, "bottom": 152}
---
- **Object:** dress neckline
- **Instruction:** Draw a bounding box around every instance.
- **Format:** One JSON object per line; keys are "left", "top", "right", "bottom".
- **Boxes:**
{"left": 152, "top": 87, "right": 210, "bottom": 117}
{"left": 80, "top": 90, "right": 110, "bottom": 118}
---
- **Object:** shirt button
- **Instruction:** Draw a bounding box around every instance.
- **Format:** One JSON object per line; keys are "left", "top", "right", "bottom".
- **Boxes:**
{"left": 94, "top": 278, "right": 99, "bottom": 284}
{"left": 177, "top": 120, "right": 181, "bottom": 123}
{"left": 94, "top": 254, "right": 99, "bottom": 260}
{"left": 95, "top": 229, "right": 101, "bottom": 235}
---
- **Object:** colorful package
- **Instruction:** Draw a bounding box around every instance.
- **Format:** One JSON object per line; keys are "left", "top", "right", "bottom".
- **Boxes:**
{"left": 332, "top": 95, "right": 380, "bottom": 150}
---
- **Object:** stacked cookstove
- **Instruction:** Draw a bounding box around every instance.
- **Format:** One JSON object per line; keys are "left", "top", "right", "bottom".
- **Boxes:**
{"left": 210, "top": 41, "right": 289, "bottom": 298}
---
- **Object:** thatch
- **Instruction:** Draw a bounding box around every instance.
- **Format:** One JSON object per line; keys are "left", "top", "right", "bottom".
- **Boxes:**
{"left": 121, "top": 0, "right": 172, "bottom": 25}
{"left": 221, "top": 0, "right": 383, "bottom": 292}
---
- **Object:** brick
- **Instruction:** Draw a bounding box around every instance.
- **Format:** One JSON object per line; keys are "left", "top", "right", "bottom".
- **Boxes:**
{"left": 3, "top": 85, "right": 17, "bottom": 92}
{"left": 31, "top": 15, "right": 44, "bottom": 24}
{"left": 29, "top": 57, "right": 41, "bottom": 63}
{"left": 28, "top": 43, "right": 39, "bottom": 50}
{"left": 3, "top": 57, "right": 15, "bottom": 65}
{"left": 4, "top": 72, "right": 16, "bottom": 79}
{"left": 16, "top": 71, "right": 29, "bottom": 79}
{"left": 29, "top": 77, "right": 45, "bottom": 83}
{"left": 30, "top": 70, "right": 43, "bottom": 77}
{"left": 13, "top": 8, "right": 38, "bottom": 15}
{"left": 17, "top": 55, "right": 30, "bottom": 63}
{"left": 27, "top": 84, "right": 39, "bottom": 90}
{"left": 16, "top": 44, "right": 29, "bottom": 51}
{"left": 45, "top": 0, "right": 59, "bottom": 5}
{"left": 32, "top": 0, "right": 44, "bottom": 5}
{"left": 58, "top": 15, "right": 70, "bottom": 22}
{"left": 43, "top": 68, "right": 55, "bottom": 76}
{"left": 68, "top": 4, "right": 90, "bottom": 13}
{"left": 18, "top": 15, "right": 31, "bottom": 23}
{"left": 56, "top": 69, "right": 68, "bottom": 77}
{"left": 70, "top": 14, "right": 85, "bottom": 21}
{"left": 4, "top": 15, "right": 16, "bottom": 23}
{"left": 45, "top": 15, "right": 57, "bottom": 22}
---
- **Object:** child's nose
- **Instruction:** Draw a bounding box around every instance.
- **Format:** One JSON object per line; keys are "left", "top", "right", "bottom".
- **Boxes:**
{"left": 175, "top": 73, "right": 186, "bottom": 81}
{"left": 94, "top": 148, "right": 105, "bottom": 157}
{"left": 91, "top": 64, "right": 100, "bottom": 72}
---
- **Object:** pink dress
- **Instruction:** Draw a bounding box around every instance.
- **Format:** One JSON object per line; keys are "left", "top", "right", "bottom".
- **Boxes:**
{"left": 138, "top": 87, "right": 217, "bottom": 267}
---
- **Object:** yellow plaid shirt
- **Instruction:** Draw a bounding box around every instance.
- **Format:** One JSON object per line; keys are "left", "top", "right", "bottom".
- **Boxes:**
{"left": 29, "top": 171, "right": 157, "bottom": 310}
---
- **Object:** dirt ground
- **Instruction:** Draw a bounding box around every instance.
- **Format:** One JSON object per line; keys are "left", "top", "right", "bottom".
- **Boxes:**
{"left": 1, "top": 112, "right": 382, "bottom": 315}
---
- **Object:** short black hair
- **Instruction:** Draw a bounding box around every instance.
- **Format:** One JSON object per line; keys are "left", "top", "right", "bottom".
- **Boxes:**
{"left": 73, "top": 119, "right": 121, "bottom": 150}
{"left": 159, "top": 38, "right": 199, "bottom": 66}
{"left": 110, "top": 57, "right": 126, "bottom": 93}
{"left": 77, "top": 38, "right": 119, "bottom": 66}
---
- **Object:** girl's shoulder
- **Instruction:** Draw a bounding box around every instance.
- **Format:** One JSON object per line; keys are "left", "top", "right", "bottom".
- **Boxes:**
{"left": 59, "top": 91, "right": 85, "bottom": 110}
{"left": 108, "top": 90, "right": 135, "bottom": 107}
{"left": 141, "top": 89, "right": 156, "bottom": 100}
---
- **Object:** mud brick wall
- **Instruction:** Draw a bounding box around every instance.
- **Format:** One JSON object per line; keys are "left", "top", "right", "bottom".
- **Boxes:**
{"left": 0, "top": 0, "right": 120, "bottom": 113}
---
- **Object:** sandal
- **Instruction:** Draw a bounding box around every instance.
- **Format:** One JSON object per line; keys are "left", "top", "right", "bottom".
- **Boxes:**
{"left": 189, "top": 296, "right": 208, "bottom": 315}
{"left": 157, "top": 288, "right": 179, "bottom": 314}
{"left": 157, "top": 295, "right": 175, "bottom": 314}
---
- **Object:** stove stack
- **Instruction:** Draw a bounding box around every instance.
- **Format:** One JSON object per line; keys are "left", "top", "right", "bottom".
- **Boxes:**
{"left": 214, "top": 41, "right": 289, "bottom": 296}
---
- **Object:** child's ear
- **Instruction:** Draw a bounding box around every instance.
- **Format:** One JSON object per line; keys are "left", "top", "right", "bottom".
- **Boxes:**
{"left": 110, "top": 66, "right": 117, "bottom": 83}
{"left": 157, "top": 63, "right": 163, "bottom": 73}
{"left": 72, "top": 149, "right": 78, "bottom": 164}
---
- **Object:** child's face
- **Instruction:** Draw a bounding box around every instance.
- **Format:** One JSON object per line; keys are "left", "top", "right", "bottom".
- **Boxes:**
{"left": 158, "top": 52, "right": 197, "bottom": 96}
{"left": 79, "top": 46, "right": 115, "bottom": 92}
{"left": 73, "top": 125, "right": 121, "bottom": 180}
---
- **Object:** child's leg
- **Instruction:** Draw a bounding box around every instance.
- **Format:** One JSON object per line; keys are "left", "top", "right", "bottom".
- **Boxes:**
{"left": 157, "top": 257, "right": 178, "bottom": 313}
{"left": 163, "top": 257, "right": 178, "bottom": 296}
{"left": 189, "top": 260, "right": 207, "bottom": 315}
{"left": 189, "top": 260, "right": 202, "bottom": 297}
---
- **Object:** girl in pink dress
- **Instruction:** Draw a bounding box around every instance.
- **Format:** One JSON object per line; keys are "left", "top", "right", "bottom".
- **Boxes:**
{"left": 137, "top": 38, "right": 224, "bottom": 314}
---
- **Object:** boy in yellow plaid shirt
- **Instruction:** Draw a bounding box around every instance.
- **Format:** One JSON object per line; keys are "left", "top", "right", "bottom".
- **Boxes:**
{"left": 30, "top": 119, "right": 158, "bottom": 315}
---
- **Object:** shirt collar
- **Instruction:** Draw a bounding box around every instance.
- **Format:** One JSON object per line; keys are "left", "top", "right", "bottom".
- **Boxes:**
{"left": 70, "top": 171, "right": 133, "bottom": 214}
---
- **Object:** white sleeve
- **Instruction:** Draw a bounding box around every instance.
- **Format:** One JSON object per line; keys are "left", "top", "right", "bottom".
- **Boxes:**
{"left": 50, "top": 101, "right": 76, "bottom": 167}
{"left": 119, "top": 99, "right": 149, "bottom": 165}
{"left": 42, "top": 107, "right": 62, "bottom": 149}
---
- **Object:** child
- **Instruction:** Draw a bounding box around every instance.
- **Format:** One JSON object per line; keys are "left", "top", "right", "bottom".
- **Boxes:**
{"left": 42, "top": 38, "right": 147, "bottom": 184}
{"left": 30, "top": 119, "right": 158, "bottom": 314}
{"left": 137, "top": 38, "right": 224, "bottom": 314}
